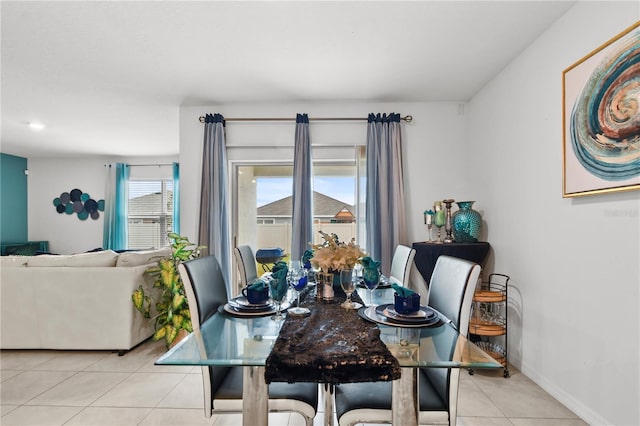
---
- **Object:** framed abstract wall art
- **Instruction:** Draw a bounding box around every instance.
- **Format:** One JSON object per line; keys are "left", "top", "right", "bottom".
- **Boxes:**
{"left": 562, "top": 21, "right": 640, "bottom": 198}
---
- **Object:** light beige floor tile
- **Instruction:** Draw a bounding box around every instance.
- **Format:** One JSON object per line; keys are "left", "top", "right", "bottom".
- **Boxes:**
{"left": 0, "top": 350, "right": 57, "bottom": 370}
{"left": 458, "top": 417, "right": 514, "bottom": 425}
{"left": 84, "top": 349, "right": 159, "bottom": 373}
{"left": 65, "top": 406, "right": 153, "bottom": 426}
{"left": 157, "top": 372, "right": 204, "bottom": 409}
{"left": 1, "top": 404, "right": 19, "bottom": 416}
{"left": 0, "top": 405, "right": 82, "bottom": 426}
{"left": 30, "top": 351, "right": 108, "bottom": 371}
{"left": 0, "top": 371, "right": 75, "bottom": 405}
{"left": 91, "top": 372, "right": 185, "bottom": 408}
{"left": 210, "top": 413, "right": 243, "bottom": 425}
{"left": 509, "top": 418, "right": 588, "bottom": 426}
{"left": 473, "top": 373, "right": 579, "bottom": 419}
{"left": 26, "top": 371, "right": 129, "bottom": 406}
{"left": 458, "top": 378, "right": 505, "bottom": 418}
{"left": 140, "top": 408, "right": 212, "bottom": 425}
{"left": 1, "top": 370, "right": 22, "bottom": 382}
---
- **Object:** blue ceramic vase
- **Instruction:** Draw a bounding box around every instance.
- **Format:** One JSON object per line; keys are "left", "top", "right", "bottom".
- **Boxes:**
{"left": 452, "top": 201, "right": 482, "bottom": 243}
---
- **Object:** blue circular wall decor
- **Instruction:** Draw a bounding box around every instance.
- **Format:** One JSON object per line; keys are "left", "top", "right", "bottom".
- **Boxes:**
{"left": 53, "top": 189, "right": 104, "bottom": 220}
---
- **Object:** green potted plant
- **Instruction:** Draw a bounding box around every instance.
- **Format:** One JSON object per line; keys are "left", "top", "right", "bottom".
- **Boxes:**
{"left": 132, "top": 232, "right": 205, "bottom": 348}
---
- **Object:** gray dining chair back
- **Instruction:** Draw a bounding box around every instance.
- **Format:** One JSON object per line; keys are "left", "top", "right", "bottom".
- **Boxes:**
{"left": 334, "top": 254, "right": 481, "bottom": 426}
{"left": 178, "top": 255, "right": 318, "bottom": 425}
{"left": 419, "top": 254, "right": 481, "bottom": 426}
{"left": 388, "top": 244, "right": 416, "bottom": 287}
{"left": 179, "top": 255, "right": 229, "bottom": 329}
{"left": 233, "top": 245, "right": 258, "bottom": 296}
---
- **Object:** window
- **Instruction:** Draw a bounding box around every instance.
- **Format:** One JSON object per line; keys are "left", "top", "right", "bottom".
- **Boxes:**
{"left": 128, "top": 168, "right": 175, "bottom": 249}
{"left": 234, "top": 159, "right": 360, "bottom": 257}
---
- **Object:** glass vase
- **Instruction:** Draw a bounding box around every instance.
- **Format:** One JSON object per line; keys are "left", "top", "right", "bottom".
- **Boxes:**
{"left": 452, "top": 201, "right": 482, "bottom": 243}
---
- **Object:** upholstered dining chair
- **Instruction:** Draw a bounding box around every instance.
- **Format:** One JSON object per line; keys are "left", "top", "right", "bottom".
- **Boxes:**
{"left": 388, "top": 244, "right": 416, "bottom": 287}
{"left": 178, "top": 255, "right": 318, "bottom": 425}
{"left": 334, "top": 255, "right": 481, "bottom": 426}
{"left": 233, "top": 245, "right": 259, "bottom": 297}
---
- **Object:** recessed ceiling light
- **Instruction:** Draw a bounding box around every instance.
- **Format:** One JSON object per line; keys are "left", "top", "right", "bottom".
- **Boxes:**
{"left": 28, "top": 122, "right": 46, "bottom": 131}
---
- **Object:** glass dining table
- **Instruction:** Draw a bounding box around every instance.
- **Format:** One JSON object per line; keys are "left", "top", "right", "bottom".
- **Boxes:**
{"left": 155, "top": 286, "right": 502, "bottom": 426}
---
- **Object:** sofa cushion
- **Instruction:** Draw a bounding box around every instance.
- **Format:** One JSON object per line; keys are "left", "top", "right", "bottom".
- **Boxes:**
{"left": 116, "top": 248, "right": 171, "bottom": 267}
{"left": 0, "top": 256, "right": 29, "bottom": 268}
{"left": 27, "top": 250, "right": 118, "bottom": 267}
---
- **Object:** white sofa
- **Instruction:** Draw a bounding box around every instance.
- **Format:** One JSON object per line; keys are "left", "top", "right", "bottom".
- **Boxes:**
{"left": 0, "top": 248, "right": 170, "bottom": 352}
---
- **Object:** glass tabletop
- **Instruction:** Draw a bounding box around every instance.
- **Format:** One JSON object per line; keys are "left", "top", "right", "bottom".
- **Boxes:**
{"left": 156, "top": 287, "right": 502, "bottom": 370}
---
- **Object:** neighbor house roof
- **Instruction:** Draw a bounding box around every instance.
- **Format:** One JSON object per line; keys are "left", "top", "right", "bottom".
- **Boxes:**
{"left": 257, "top": 192, "right": 354, "bottom": 218}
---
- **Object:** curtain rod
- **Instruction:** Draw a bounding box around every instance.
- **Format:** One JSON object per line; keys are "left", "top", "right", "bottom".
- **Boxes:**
{"left": 104, "top": 163, "right": 173, "bottom": 167}
{"left": 198, "top": 115, "right": 413, "bottom": 123}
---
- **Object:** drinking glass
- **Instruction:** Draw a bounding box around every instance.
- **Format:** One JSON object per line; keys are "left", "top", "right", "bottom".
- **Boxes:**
{"left": 289, "top": 265, "right": 310, "bottom": 315}
{"left": 340, "top": 269, "right": 361, "bottom": 310}
{"left": 363, "top": 267, "right": 381, "bottom": 306}
{"left": 269, "top": 277, "right": 288, "bottom": 321}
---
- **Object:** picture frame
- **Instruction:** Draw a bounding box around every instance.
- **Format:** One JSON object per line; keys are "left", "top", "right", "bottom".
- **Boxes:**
{"left": 562, "top": 21, "right": 640, "bottom": 198}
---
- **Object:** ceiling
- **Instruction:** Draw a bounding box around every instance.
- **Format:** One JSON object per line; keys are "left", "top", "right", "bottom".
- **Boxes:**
{"left": 1, "top": 1, "right": 574, "bottom": 159}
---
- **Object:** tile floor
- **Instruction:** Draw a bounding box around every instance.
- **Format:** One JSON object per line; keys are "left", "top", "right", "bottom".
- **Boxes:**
{"left": 1, "top": 339, "right": 587, "bottom": 426}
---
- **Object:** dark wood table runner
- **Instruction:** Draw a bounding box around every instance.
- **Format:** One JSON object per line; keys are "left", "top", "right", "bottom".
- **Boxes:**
{"left": 264, "top": 284, "right": 401, "bottom": 384}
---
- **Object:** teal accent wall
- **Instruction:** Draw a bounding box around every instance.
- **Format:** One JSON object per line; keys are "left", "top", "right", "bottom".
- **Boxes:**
{"left": 0, "top": 153, "right": 28, "bottom": 242}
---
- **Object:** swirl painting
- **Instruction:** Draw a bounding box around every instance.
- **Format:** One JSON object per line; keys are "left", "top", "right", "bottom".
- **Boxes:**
{"left": 563, "top": 21, "right": 640, "bottom": 197}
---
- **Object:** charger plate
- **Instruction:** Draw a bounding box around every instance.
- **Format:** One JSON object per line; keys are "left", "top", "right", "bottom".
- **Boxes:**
{"left": 359, "top": 305, "right": 443, "bottom": 328}
{"left": 222, "top": 301, "right": 290, "bottom": 317}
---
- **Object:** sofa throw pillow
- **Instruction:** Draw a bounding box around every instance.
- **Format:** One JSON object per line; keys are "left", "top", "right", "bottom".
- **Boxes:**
{"left": 116, "top": 248, "right": 172, "bottom": 267}
{"left": 27, "top": 250, "right": 118, "bottom": 267}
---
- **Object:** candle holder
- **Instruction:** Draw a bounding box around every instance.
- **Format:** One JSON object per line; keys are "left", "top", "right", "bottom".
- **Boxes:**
{"left": 433, "top": 201, "right": 445, "bottom": 244}
{"left": 427, "top": 223, "right": 433, "bottom": 242}
{"left": 443, "top": 199, "right": 455, "bottom": 243}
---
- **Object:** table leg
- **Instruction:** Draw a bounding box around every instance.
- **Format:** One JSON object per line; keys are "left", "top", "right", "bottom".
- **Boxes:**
{"left": 392, "top": 368, "right": 418, "bottom": 426}
{"left": 323, "top": 383, "right": 334, "bottom": 426}
{"left": 243, "top": 366, "right": 268, "bottom": 426}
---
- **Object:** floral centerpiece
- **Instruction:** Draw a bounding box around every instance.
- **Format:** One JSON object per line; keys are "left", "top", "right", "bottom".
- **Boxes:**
{"left": 310, "top": 231, "right": 366, "bottom": 272}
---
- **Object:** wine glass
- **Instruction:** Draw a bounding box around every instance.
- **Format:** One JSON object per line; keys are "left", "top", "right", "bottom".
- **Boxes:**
{"left": 362, "top": 267, "right": 381, "bottom": 306}
{"left": 269, "top": 276, "right": 288, "bottom": 321}
{"left": 340, "top": 269, "right": 361, "bottom": 310}
{"left": 289, "top": 265, "right": 310, "bottom": 315}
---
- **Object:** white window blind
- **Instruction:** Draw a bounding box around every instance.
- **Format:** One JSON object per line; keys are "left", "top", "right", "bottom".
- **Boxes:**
{"left": 128, "top": 179, "right": 173, "bottom": 249}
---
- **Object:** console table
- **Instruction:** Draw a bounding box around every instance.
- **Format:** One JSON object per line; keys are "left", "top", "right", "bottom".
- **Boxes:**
{"left": 411, "top": 241, "right": 491, "bottom": 284}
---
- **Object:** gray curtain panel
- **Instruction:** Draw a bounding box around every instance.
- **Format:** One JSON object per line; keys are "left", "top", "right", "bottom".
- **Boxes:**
{"left": 291, "top": 113, "right": 313, "bottom": 262}
{"left": 198, "top": 113, "right": 232, "bottom": 291}
{"left": 365, "top": 113, "right": 407, "bottom": 276}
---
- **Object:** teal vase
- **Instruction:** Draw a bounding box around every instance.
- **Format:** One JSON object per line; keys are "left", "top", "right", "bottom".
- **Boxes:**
{"left": 452, "top": 201, "right": 482, "bottom": 243}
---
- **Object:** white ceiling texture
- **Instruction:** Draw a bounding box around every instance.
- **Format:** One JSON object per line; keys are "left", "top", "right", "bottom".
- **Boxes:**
{"left": 1, "top": 1, "right": 575, "bottom": 158}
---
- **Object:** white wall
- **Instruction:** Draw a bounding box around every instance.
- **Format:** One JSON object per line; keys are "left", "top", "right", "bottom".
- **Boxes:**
{"left": 467, "top": 2, "right": 639, "bottom": 425}
{"left": 27, "top": 155, "right": 177, "bottom": 254}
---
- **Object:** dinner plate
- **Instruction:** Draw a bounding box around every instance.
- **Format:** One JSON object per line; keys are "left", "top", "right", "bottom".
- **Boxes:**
{"left": 377, "top": 304, "right": 438, "bottom": 323}
{"left": 359, "top": 306, "right": 443, "bottom": 328}
{"left": 228, "top": 297, "right": 273, "bottom": 312}
{"left": 222, "top": 302, "right": 290, "bottom": 317}
{"left": 233, "top": 296, "right": 271, "bottom": 308}
{"left": 357, "top": 280, "right": 392, "bottom": 289}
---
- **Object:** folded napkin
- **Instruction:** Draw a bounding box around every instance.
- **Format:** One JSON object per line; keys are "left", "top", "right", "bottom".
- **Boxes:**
{"left": 248, "top": 278, "right": 267, "bottom": 291}
{"left": 270, "top": 263, "right": 289, "bottom": 301}
{"left": 271, "top": 260, "right": 288, "bottom": 274}
{"left": 302, "top": 249, "right": 314, "bottom": 269}
{"left": 391, "top": 282, "right": 415, "bottom": 297}
{"left": 359, "top": 256, "right": 381, "bottom": 270}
